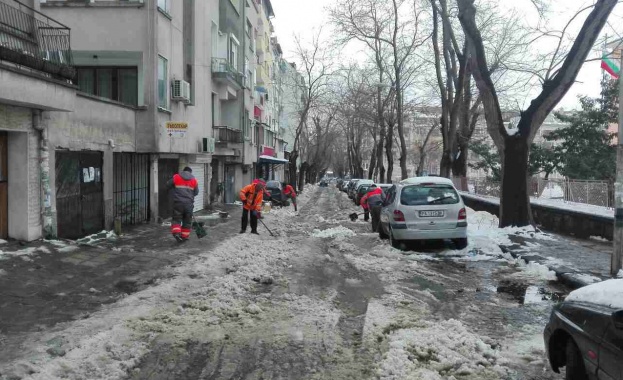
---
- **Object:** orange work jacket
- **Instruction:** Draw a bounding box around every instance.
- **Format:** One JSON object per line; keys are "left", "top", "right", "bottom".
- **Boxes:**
{"left": 239, "top": 183, "right": 264, "bottom": 211}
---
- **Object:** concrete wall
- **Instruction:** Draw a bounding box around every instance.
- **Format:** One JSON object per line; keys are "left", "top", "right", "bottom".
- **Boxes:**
{"left": 0, "top": 104, "right": 41, "bottom": 241}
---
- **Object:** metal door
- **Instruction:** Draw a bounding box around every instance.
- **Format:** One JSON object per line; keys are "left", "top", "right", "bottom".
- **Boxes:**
{"left": 0, "top": 132, "right": 7, "bottom": 239}
{"left": 158, "top": 159, "right": 179, "bottom": 219}
{"left": 113, "top": 153, "right": 150, "bottom": 225}
{"left": 188, "top": 163, "right": 205, "bottom": 212}
{"left": 55, "top": 151, "right": 104, "bottom": 239}
{"left": 225, "top": 165, "right": 235, "bottom": 204}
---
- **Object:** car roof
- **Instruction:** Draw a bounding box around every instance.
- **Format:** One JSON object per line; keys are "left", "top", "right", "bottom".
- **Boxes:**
{"left": 357, "top": 179, "right": 374, "bottom": 185}
{"left": 376, "top": 184, "right": 392, "bottom": 187}
{"left": 399, "top": 176, "right": 455, "bottom": 186}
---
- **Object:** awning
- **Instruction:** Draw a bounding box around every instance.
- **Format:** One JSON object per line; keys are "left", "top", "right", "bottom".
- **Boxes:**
{"left": 255, "top": 86, "right": 268, "bottom": 93}
{"left": 258, "top": 155, "right": 289, "bottom": 165}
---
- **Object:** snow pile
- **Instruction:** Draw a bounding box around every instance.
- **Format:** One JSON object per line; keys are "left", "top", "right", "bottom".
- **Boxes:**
{"left": 311, "top": 226, "right": 356, "bottom": 239}
{"left": 0, "top": 246, "right": 52, "bottom": 259}
{"left": 76, "top": 230, "right": 118, "bottom": 246}
{"left": 566, "top": 279, "right": 623, "bottom": 308}
{"left": 618, "top": 269, "right": 623, "bottom": 278}
{"left": 0, "top": 239, "right": 7, "bottom": 245}
{"left": 539, "top": 185, "right": 564, "bottom": 199}
{"left": 514, "top": 261, "right": 557, "bottom": 281}
{"left": 571, "top": 273, "right": 602, "bottom": 285}
{"left": 378, "top": 319, "right": 506, "bottom": 379}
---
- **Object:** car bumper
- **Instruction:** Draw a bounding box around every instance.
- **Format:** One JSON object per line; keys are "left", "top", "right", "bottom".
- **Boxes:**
{"left": 391, "top": 225, "right": 467, "bottom": 241}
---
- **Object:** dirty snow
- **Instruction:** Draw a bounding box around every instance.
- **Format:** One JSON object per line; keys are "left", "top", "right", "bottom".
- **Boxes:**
{"left": 378, "top": 319, "right": 507, "bottom": 379}
{"left": 514, "top": 261, "right": 557, "bottom": 281}
{"left": 566, "top": 279, "right": 623, "bottom": 309}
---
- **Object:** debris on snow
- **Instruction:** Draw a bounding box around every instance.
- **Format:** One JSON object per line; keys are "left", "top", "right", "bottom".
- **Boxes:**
{"left": 378, "top": 319, "right": 506, "bottom": 380}
{"left": 566, "top": 279, "right": 623, "bottom": 309}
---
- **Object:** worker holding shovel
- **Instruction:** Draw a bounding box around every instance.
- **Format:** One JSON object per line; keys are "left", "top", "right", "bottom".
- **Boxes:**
{"left": 361, "top": 184, "right": 384, "bottom": 232}
{"left": 239, "top": 180, "right": 265, "bottom": 235}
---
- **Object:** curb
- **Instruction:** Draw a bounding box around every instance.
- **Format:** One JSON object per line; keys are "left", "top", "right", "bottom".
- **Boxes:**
{"left": 499, "top": 244, "right": 604, "bottom": 290}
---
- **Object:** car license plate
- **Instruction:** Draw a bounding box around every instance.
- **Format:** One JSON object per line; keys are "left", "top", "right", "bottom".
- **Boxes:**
{"left": 419, "top": 210, "right": 444, "bottom": 218}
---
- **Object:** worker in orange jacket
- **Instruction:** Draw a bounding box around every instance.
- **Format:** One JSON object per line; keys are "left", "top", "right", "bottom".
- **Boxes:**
{"left": 361, "top": 184, "right": 385, "bottom": 232}
{"left": 167, "top": 167, "right": 199, "bottom": 242}
{"left": 282, "top": 182, "right": 297, "bottom": 211}
{"left": 239, "top": 180, "right": 265, "bottom": 234}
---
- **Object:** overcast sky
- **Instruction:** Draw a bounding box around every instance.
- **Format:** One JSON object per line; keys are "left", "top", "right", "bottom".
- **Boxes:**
{"left": 270, "top": 0, "right": 621, "bottom": 111}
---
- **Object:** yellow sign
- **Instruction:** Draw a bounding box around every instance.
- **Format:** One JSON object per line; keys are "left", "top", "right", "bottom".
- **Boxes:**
{"left": 166, "top": 122, "right": 188, "bottom": 137}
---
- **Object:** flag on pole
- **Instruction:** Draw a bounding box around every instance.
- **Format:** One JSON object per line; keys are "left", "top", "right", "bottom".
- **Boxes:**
{"left": 601, "top": 53, "right": 620, "bottom": 79}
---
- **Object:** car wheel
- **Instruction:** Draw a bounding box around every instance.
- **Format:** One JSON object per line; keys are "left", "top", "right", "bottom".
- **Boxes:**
{"left": 389, "top": 227, "right": 402, "bottom": 250}
{"left": 453, "top": 238, "right": 468, "bottom": 250}
{"left": 565, "top": 340, "right": 588, "bottom": 380}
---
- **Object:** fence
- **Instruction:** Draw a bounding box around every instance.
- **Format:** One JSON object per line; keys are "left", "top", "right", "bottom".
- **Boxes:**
{"left": 462, "top": 178, "right": 613, "bottom": 208}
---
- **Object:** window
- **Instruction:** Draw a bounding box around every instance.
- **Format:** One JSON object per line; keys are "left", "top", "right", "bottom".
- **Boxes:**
{"left": 400, "top": 184, "right": 459, "bottom": 206}
{"left": 246, "top": 19, "right": 252, "bottom": 38}
{"left": 158, "top": 0, "right": 170, "bottom": 13}
{"left": 76, "top": 67, "right": 138, "bottom": 106}
{"left": 229, "top": 35, "right": 240, "bottom": 70}
{"left": 158, "top": 56, "right": 168, "bottom": 109}
{"left": 244, "top": 58, "right": 249, "bottom": 87}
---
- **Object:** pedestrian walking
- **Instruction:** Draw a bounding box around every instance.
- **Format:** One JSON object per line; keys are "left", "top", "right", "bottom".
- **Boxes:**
{"left": 167, "top": 167, "right": 199, "bottom": 242}
{"left": 282, "top": 182, "right": 298, "bottom": 212}
{"left": 361, "top": 184, "right": 384, "bottom": 232}
{"left": 239, "top": 180, "right": 265, "bottom": 235}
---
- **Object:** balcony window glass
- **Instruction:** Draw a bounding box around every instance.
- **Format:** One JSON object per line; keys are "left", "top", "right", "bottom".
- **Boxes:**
{"left": 76, "top": 67, "right": 138, "bottom": 106}
{"left": 158, "top": 56, "right": 168, "bottom": 109}
{"left": 229, "top": 36, "right": 239, "bottom": 70}
{"left": 158, "top": 0, "right": 170, "bottom": 13}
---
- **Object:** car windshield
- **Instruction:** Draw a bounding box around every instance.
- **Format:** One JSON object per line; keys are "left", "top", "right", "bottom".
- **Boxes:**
{"left": 358, "top": 185, "right": 371, "bottom": 194}
{"left": 400, "top": 184, "right": 459, "bottom": 206}
{"left": 266, "top": 181, "right": 281, "bottom": 189}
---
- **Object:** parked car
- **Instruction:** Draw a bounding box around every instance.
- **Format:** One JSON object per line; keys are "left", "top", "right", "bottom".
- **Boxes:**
{"left": 265, "top": 180, "right": 288, "bottom": 206}
{"left": 319, "top": 180, "right": 328, "bottom": 187}
{"left": 347, "top": 179, "right": 361, "bottom": 199}
{"left": 378, "top": 177, "right": 468, "bottom": 249}
{"left": 544, "top": 279, "right": 623, "bottom": 380}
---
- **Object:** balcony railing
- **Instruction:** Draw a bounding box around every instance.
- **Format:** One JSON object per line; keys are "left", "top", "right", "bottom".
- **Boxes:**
{"left": 0, "top": 0, "right": 75, "bottom": 79}
{"left": 211, "top": 57, "right": 244, "bottom": 89}
{"left": 213, "top": 125, "right": 243, "bottom": 144}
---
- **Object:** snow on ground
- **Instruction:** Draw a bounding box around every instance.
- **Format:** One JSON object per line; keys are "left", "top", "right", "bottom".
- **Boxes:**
{"left": 512, "top": 261, "right": 557, "bottom": 281}
{"left": 539, "top": 185, "right": 564, "bottom": 199}
{"left": 566, "top": 279, "right": 623, "bottom": 308}
{"left": 618, "top": 269, "right": 623, "bottom": 278}
{"left": 311, "top": 226, "right": 356, "bottom": 239}
{"left": 378, "top": 319, "right": 507, "bottom": 380}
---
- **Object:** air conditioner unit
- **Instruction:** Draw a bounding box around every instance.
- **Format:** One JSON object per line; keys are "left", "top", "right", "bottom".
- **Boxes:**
{"left": 172, "top": 79, "right": 191, "bottom": 103}
{"left": 199, "top": 137, "right": 215, "bottom": 153}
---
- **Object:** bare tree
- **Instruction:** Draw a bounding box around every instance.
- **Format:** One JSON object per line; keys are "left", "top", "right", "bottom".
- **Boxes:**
{"left": 457, "top": 0, "right": 618, "bottom": 227}
{"left": 287, "top": 30, "right": 334, "bottom": 192}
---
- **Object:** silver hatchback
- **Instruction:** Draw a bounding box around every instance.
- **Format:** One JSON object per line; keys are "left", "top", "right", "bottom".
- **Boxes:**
{"left": 379, "top": 177, "right": 468, "bottom": 249}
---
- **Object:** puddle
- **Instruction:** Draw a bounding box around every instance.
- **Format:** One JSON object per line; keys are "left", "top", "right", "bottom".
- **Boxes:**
{"left": 411, "top": 275, "right": 446, "bottom": 300}
{"left": 497, "top": 281, "right": 566, "bottom": 304}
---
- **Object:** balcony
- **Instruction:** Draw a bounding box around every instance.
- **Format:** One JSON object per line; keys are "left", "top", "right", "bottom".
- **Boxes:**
{"left": 213, "top": 125, "right": 243, "bottom": 144}
{"left": 0, "top": 0, "right": 75, "bottom": 80}
{"left": 211, "top": 57, "right": 243, "bottom": 91}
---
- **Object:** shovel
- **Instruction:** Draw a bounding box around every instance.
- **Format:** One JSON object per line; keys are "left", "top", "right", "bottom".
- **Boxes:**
{"left": 192, "top": 217, "right": 208, "bottom": 239}
{"left": 258, "top": 218, "right": 276, "bottom": 237}
{"left": 349, "top": 212, "right": 366, "bottom": 221}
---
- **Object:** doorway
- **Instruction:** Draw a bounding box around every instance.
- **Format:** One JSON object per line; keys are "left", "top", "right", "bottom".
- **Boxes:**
{"left": 225, "top": 165, "right": 235, "bottom": 204}
{"left": 55, "top": 151, "right": 104, "bottom": 239}
{"left": 0, "top": 132, "right": 7, "bottom": 239}
{"left": 157, "top": 159, "right": 179, "bottom": 219}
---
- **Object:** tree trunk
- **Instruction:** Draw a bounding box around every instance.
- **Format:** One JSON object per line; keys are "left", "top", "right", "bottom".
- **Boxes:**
{"left": 368, "top": 144, "right": 377, "bottom": 180}
{"left": 451, "top": 142, "right": 468, "bottom": 177}
{"left": 500, "top": 136, "right": 532, "bottom": 227}
{"left": 386, "top": 123, "right": 394, "bottom": 183}
{"left": 289, "top": 151, "right": 298, "bottom": 190}
{"left": 440, "top": 152, "right": 452, "bottom": 177}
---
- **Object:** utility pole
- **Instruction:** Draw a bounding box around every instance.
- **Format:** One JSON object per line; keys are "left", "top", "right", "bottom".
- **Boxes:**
{"left": 614, "top": 51, "right": 623, "bottom": 276}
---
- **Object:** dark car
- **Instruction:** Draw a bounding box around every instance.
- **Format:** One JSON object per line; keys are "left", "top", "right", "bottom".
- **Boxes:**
{"left": 544, "top": 279, "right": 623, "bottom": 380}
{"left": 265, "top": 180, "right": 288, "bottom": 206}
{"left": 319, "top": 180, "right": 328, "bottom": 187}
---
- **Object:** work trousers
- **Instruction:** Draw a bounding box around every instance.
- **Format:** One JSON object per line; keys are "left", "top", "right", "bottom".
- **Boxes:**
{"left": 171, "top": 202, "right": 194, "bottom": 239}
{"left": 370, "top": 205, "right": 382, "bottom": 233}
{"left": 241, "top": 208, "right": 258, "bottom": 233}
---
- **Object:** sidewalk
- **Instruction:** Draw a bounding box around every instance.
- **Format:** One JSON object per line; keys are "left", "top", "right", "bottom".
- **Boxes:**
{"left": 500, "top": 233, "right": 616, "bottom": 289}
{"left": 0, "top": 205, "right": 239, "bottom": 345}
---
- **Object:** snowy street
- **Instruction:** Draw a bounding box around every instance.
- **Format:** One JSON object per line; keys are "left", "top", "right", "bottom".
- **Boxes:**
{"left": 1, "top": 185, "right": 573, "bottom": 380}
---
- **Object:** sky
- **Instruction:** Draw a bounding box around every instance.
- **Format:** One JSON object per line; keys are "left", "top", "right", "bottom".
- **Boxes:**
{"left": 270, "top": 0, "right": 621, "bottom": 111}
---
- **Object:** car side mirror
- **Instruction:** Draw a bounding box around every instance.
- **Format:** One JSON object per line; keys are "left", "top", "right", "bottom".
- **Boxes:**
{"left": 613, "top": 310, "right": 623, "bottom": 330}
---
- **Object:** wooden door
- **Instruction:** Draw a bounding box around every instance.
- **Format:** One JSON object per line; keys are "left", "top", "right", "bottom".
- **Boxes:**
{"left": 0, "top": 132, "right": 7, "bottom": 239}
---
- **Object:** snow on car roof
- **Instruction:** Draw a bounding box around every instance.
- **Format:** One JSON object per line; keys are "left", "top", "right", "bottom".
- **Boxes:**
{"left": 566, "top": 279, "right": 623, "bottom": 309}
{"left": 399, "top": 176, "right": 455, "bottom": 186}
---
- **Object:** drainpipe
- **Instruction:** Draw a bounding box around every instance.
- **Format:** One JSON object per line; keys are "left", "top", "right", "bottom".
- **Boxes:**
{"left": 240, "top": 0, "right": 247, "bottom": 183}
{"left": 33, "top": 110, "right": 55, "bottom": 239}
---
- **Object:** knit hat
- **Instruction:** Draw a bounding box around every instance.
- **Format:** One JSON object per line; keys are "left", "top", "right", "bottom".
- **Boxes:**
{"left": 183, "top": 167, "right": 192, "bottom": 173}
